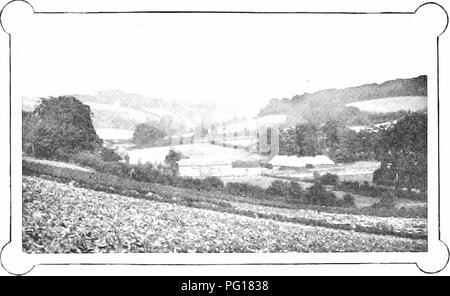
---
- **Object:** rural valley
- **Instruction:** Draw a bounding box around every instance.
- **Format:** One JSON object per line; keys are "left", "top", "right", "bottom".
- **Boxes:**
{"left": 21, "top": 75, "right": 428, "bottom": 253}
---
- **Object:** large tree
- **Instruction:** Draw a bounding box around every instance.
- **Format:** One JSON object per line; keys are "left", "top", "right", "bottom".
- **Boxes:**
{"left": 295, "top": 124, "right": 321, "bottom": 156}
{"left": 26, "top": 96, "right": 102, "bottom": 158}
{"left": 374, "top": 112, "right": 427, "bottom": 190}
{"left": 132, "top": 122, "right": 167, "bottom": 146}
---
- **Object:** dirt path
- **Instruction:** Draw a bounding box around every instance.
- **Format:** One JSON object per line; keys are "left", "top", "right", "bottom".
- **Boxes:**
{"left": 23, "top": 155, "right": 94, "bottom": 172}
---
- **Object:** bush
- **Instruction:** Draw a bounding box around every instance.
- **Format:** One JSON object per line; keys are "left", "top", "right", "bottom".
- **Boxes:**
{"left": 101, "top": 162, "right": 130, "bottom": 177}
{"left": 372, "top": 191, "right": 396, "bottom": 209}
{"left": 318, "top": 173, "right": 339, "bottom": 185}
{"left": 225, "top": 182, "right": 265, "bottom": 198}
{"left": 305, "top": 182, "right": 339, "bottom": 206}
{"left": 337, "top": 180, "right": 427, "bottom": 202}
{"left": 341, "top": 193, "right": 356, "bottom": 207}
{"left": 22, "top": 160, "right": 427, "bottom": 219}
{"left": 70, "top": 151, "right": 104, "bottom": 169}
{"left": 100, "top": 147, "right": 121, "bottom": 162}
{"left": 53, "top": 147, "right": 76, "bottom": 162}
{"left": 288, "top": 181, "right": 305, "bottom": 200}
{"left": 173, "top": 176, "right": 194, "bottom": 189}
{"left": 164, "top": 149, "right": 185, "bottom": 175}
{"left": 201, "top": 176, "right": 224, "bottom": 190}
{"left": 266, "top": 180, "right": 291, "bottom": 197}
{"left": 395, "top": 189, "right": 427, "bottom": 202}
{"left": 132, "top": 163, "right": 174, "bottom": 185}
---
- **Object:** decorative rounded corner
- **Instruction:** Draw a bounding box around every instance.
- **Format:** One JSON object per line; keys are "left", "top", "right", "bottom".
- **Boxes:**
{"left": 416, "top": 240, "right": 449, "bottom": 274}
{"left": 415, "top": 2, "right": 449, "bottom": 37}
{"left": 0, "top": 0, "right": 35, "bottom": 35}
{"left": 0, "top": 241, "right": 35, "bottom": 276}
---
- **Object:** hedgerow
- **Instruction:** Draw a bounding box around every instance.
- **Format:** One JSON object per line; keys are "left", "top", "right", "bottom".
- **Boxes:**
{"left": 22, "top": 159, "right": 426, "bottom": 219}
{"left": 335, "top": 180, "right": 426, "bottom": 202}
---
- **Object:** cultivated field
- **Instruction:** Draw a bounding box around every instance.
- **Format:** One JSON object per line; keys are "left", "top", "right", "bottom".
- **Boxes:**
{"left": 22, "top": 176, "right": 427, "bottom": 253}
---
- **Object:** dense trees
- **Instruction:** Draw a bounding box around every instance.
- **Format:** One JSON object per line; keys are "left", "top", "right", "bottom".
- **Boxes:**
{"left": 295, "top": 124, "right": 322, "bottom": 156}
{"left": 23, "top": 96, "right": 102, "bottom": 159}
{"left": 373, "top": 113, "right": 427, "bottom": 190}
{"left": 132, "top": 122, "right": 167, "bottom": 146}
{"left": 278, "top": 112, "right": 427, "bottom": 191}
{"left": 330, "top": 129, "right": 382, "bottom": 163}
{"left": 279, "top": 121, "right": 381, "bottom": 162}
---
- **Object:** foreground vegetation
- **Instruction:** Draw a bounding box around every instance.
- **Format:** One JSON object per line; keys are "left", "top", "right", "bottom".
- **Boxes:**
{"left": 23, "top": 176, "right": 427, "bottom": 253}
{"left": 23, "top": 160, "right": 427, "bottom": 239}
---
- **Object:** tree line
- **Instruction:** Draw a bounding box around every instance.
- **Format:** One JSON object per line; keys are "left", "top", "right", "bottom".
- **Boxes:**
{"left": 22, "top": 96, "right": 427, "bottom": 191}
{"left": 279, "top": 112, "right": 427, "bottom": 190}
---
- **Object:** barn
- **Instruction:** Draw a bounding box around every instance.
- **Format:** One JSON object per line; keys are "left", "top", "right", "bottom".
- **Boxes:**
{"left": 177, "top": 158, "right": 263, "bottom": 177}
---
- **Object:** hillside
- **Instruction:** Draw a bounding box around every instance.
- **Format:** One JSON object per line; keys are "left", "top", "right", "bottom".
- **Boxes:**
{"left": 346, "top": 96, "right": 427, "bottom": 113}
{"left": 23, "top": 90, "right": 227, "bottom": 132}
{"left": 258, "top": 75, "right": 427, "bottom": 125}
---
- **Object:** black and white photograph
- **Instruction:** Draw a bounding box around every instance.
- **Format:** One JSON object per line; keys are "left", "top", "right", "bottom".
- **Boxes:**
{"left": 1, "top": 0, "right": 450, "bottom": 276}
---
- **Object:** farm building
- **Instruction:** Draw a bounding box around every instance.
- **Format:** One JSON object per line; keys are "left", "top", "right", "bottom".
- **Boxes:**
{"left": 269, "top": 155, "right": 334, "bottom": 169}
{"left": 348, "top": 125, "right": 374, "bottom": 133}
{"left": 177, "top": 158, "right": 263, "bottom": 177}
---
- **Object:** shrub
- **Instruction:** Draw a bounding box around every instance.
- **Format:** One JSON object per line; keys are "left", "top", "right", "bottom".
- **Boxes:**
{"left": 372, "top": 191, "right": 396, "bottom": 209}
{"left": 266, "top": 180, "right": 291, "bottom": 197}
{"left": 341, "top": 193, "right": 356, "bottom": 207}
{"left": 225, "top": 182, "right": 265, "bottom": 198}
{"left": 70, "top": 151, "right": 104, "bottom": 169}
{"left": 201, "top": 176, "right": 224, "bottom": 190}
{"left": 132, "top": 163, "right": 174, "bottom": 185}
{"left": 100, "top": 147, "right": 121, "bottom": 162}
{"left": 22, "top": 160, "right": 427, "bottom": 219}
{"left": 305, "top": 182, "right": 338, "bottom": 206}
{"left": 53, "top": 147, "right": 75, "bottom": 162}
{"left": 174, "top": 177, "right": 202, "bottom": 190}
{"left": 100, "top": 161, "right": 129, "bottom": 177}
{"left": 397, "top": 206, "right": 427, "bottom": 218}
{"left": 288, "top": 181, "right": 305, "bottom": 201}
{"left": 173, "top": 176, "right": 195, "bottom": 189}
{"left": 164, "top": 149, "right": 184, "bottom": 175}
{"left": 305, "top": 164, "right": 314, "bottom": 169}
{"left": 319, "top": 173, "right": 339, "bottom": 185}
{"left": 395, "top": 189, "right": 427, "bottom": 202}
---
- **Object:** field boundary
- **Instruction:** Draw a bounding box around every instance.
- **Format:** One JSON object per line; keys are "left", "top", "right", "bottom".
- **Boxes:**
{"left": 22, "top": 160, "right": 427, "bottom": 240}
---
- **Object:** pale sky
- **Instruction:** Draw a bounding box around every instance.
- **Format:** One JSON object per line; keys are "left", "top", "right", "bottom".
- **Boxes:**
{"left": 5, "top": 5, "right": 436, "bottom": 117}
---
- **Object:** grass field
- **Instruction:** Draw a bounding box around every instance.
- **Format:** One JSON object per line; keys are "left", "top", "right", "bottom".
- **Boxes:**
{"left": 263, "top": 161, "right": 381, "bottom": 184}
{"left": 127, "top": 143, "right": 262, "bottom": 165}
{"left": 22, "top": 176, "right": 427, "bottom": 253}
{"left": 95, "top": 128, "right": 134, "bottom": 141}
{"left": 346, "top": 96, "right": 427, "bottom": 113}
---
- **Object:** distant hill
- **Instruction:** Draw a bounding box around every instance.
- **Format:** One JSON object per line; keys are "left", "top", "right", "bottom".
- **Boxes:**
{"left": 258, "top": 75, "right": 427, "bottom": 125}
{"left": 346, "top": 96, "right": 427, "bottom": 113}
{"left": 23, "top": 90, "right": 228, "bottom": 132}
